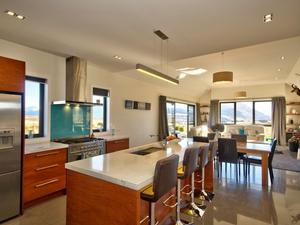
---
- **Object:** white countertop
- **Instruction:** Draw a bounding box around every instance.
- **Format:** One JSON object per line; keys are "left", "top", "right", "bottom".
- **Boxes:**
{"left": 94, "top": 133, "right": 129, "bottom": 141}
{"left": 65, "top": 138, "right": 208, "bottom": 191}
{"left": 25, "top": 142, "right": 69, "bottom": 154}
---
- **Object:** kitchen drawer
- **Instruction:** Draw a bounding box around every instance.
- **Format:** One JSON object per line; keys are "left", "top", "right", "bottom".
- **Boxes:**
{"left": 23, "top": 175, "right": 66, "bottom": 203}
{"left": 24, "top": 163, "right": 66, "bottom": 185}
{"left": 24, "top": 148, "right": 67, "bottom": 169}
{"left": 106, "top": 138, "right": 129, "bottom": 153}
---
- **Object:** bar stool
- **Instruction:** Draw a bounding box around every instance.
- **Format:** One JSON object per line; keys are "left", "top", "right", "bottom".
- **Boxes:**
{"left": 141, "top": 154, "right": 179, "bottom": 225}
{"left": 201, "top": 141, "right": 217, "bottom": 202}
{"left": 176, "top": 147, "right": 204, "bottom": 224}
{"left": 194, "top": 145, "right": 209, "bottom": 202}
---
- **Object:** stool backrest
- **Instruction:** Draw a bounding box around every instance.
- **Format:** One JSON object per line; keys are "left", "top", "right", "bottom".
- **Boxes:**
{"left": 153, "top": 154, "right": 179, "bottom": 201}
{"left": 218, "top": 138, "right": 238, "bottom": 163}
{"left": 199, "top": 146, "right": 209, "bottom": 168}
{"left": 208, "top": 141, "right": 218, "bottom": 161}
{"left": 182, "top": 147, "right": 200, "bottom": 178}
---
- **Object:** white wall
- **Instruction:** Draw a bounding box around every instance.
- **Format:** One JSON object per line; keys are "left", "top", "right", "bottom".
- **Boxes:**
{"left": 210, "top": 83, "right": 286, "bottom": 100}
{"left": 0, "top": 39, "right": 198, "bottom": 147}
{"left": 86, "top": 63, "right": 197, "bottom": 147}
{"left": 0, "top": 39, "right": 66, "bottom": 144}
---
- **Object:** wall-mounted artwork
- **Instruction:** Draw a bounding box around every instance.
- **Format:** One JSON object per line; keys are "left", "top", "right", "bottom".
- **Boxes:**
{"left": 125, "top": 100, "right": 151, "bottom": 110}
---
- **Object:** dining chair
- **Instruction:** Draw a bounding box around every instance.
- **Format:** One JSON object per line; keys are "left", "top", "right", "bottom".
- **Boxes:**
{"left": 193, "top": 136, "right": 209, "bottom": 143}
{"left": 246, "top": 139, "right": 277, "bottom": 184}
{"left": 231, "top": 134, "right": 248, "bottom": 176}
{"left": 231, "top": 134, "right": 247, "bottom": 143}
{"left": 218, "top": 138, "right": 244, "bottom": 180}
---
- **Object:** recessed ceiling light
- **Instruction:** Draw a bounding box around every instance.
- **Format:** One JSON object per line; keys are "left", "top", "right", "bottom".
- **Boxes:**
{"left": 176, "top": 67, "right": 207, "bottom": 75}
{"left": 113, "top": 55, "right": 122, "bottom": 60}
{"left": 176, "top": 67, "right": 195, "bottom": 71}
{"left": 16, "top": 15, "right": 25, "bottom": 20}
{"left": 281, "top": 56, "right": 285, "bottom": 60}
{"left": 5, "top": 10, "right": 15, "bottom": 16}
{"left": 178, "top": 73, "right": 187, "bottom": 79}
{"left": 277, "top": 68, "right": 281, "bottom": 72}
{"left": 4, "top": 10, "right": 25, "bottom": 20}
{"left": 264, "top": 13, "right": 273, "bottom": 23}
{"left": 184, "top": 68, "right": 207, "bottom": 75}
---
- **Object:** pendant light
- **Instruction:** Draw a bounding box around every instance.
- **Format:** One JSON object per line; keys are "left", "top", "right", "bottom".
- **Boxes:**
{"left": 213, "top": 52, "right": 233, "bottom": 84}
{"left": 136, "top": 30, "right": 179, "bottom": 85}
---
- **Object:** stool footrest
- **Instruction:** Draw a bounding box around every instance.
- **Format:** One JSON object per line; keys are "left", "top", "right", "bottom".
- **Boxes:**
{"left": 139, "top": 216, "right": 149, "bottom": 224}
{"left": 194, "top": 179, "right": 204, "bottom": 184}
{"left": 181, "top": 184, "right": 193, "bottom": 195}
{"left": 163, "top": 194, "right": 178, "bottom": 208}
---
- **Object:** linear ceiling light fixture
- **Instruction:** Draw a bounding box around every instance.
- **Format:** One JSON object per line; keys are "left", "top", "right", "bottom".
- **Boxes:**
{"left": 213, "top": 52, "right": 233, "bottom": 84}
{"left": 136, "top": 64, "right": 179, "bottom": 85}
{"left": 136, "top": 30, "right": 179, "bottom": 85}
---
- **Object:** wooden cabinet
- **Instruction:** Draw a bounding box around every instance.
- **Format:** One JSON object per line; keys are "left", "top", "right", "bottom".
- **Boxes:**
{"left": 0, "top": 56, "right": 25, "bottom": 93}
{"left": 24, "top": 148, "right": 67, "bottom": 205}
{"left": 106, "top": 138, "right": 129, "bottom": 153}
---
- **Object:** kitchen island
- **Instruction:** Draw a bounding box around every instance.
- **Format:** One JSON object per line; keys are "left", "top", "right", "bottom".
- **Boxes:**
{"left": 65, "top": 139, "right": 212, "bottom": 225}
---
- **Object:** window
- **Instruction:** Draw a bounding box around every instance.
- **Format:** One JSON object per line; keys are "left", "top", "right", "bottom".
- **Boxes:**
{"left": 167, "top": 102, "right": 175, "bottom": 134}
{"left": 254, "top": 101, "right": 272, "bottom": 125}
{"left": 236, "top": 101, "right": 253, "bottom": 124}
{"left": 220, "top": 100, "right": 272, "bottom": 125}
{"left": 167, "top": 101, "right": 196, "bottom": 136}
{"left": 220, "top": 102, "right": 235, "bottom": 124}
{"left": 92, "top": 88, "right": 109, "bottom": 132}
{"left": 25, "top": 76, "right": 46, "bottom": 138}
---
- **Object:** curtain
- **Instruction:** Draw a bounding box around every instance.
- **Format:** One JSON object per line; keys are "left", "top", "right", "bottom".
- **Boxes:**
{"left": 272, "top": 97, "right": 286, "bottom": 145}
{"left": 159, "top": 96, "right": 169, "bottom": 140}
{"left": 196, "top": 103, "right": 201, "bottom": 126}
{"left": 209, "top": 100, "right": 219, "bottom": 128}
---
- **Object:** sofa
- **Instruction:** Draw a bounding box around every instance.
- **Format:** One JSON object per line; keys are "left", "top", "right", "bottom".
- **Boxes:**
{"left": 223, "top": 125, "right": 265, "bottom": 141}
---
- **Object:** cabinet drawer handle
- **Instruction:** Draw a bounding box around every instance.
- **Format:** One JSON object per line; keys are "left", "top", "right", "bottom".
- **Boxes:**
{"left": 36, "top": 151, "right": 59, "bottom": 157}
{"left": 35, "top": 164, "right": 59, "bottom": 171}
{"left": 114, "top": 140, "right": 125, "bottom": 144}
{"left": 35, "top": 179, "right": 59, "bottom": 188}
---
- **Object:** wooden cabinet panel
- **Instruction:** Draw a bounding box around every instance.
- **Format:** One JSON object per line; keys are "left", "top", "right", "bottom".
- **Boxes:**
{"left": 0, "top": 56, "right": 25, "bottom": 93}
{"left": 24, "top": 148, "right": 67, "bottom": 169}
{"left": 106, "top": 138, "right": 129, "bottom": 153}
{"left": 24, "top": 175, "right": 66, "bottom": 203}
{"left": 24, "top": 148, "right": 67, "bottom": 205}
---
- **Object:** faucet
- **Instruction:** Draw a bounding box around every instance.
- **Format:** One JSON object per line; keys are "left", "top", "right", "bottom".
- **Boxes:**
{"left": 149, "top": 134, "right": 167, "bottom": 149}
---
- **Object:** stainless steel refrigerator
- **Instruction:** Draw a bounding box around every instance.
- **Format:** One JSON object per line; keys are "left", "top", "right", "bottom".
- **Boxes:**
{"left": 0, "top": 93, "right": 22, "bottom": 222}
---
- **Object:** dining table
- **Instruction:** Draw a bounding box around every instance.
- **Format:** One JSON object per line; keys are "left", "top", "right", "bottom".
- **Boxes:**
{"left": 237, "top": 142, "right": 272, "bottom": 187}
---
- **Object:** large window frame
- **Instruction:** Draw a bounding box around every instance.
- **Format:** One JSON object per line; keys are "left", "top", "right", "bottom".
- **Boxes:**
{"left": 167, "top": 100, "right": 196, "bottom": 135}
{"left": 219, "top": 100, "right": 272, "bottom": 126}
{"left": 25, "top": 76, "right": 46, "bottom": 138}
{"left": 92, "top": 87, "right": 109, "bottom": 133}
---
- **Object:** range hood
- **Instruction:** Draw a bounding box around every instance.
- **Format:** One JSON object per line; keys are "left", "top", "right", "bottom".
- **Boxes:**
{"left": 53, "top": 56, "right": 95, "bottom": 105}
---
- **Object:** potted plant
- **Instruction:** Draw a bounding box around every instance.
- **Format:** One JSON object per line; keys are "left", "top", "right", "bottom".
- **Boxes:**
{"left": 288, "top": 136, "right": 299, "bottom": 152}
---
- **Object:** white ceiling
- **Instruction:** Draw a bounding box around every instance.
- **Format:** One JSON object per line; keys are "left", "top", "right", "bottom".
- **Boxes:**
{"left": 0, "top": 0, "right": 300, "bottom": 73}
{"left": 0, "top": 0, "right": 300, "bottom": 99}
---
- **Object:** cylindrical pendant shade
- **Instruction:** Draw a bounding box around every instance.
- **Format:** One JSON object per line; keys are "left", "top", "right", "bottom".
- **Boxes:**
{"left": 236, "top": 91, "right": 247, "bottom": 98}
{"left": 213, "top": 71, "right": 233, "bottom": 83}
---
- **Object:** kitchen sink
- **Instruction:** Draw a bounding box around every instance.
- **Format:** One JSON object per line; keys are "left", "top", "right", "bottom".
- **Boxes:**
{"left": 130, "top": 147, "right": 164, "bottom": 156}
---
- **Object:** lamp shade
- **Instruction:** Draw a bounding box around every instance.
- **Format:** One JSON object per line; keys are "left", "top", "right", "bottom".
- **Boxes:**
{"left": 213, "top": 71, "right": 233, "bottom": 83}
{"left": 236, "top": 91, "right": 247, "bottom": 98}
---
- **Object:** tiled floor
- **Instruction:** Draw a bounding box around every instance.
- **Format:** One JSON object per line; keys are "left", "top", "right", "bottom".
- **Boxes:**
{"left": 3, "top": 165, "right": 300, "bottom": 225}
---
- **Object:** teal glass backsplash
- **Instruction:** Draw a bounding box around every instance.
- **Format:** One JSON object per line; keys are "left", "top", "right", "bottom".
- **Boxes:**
{"left": 51, "top": 104, "right": 91, "bottom": 140}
